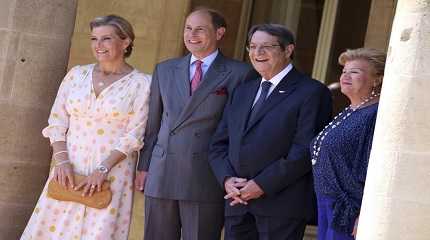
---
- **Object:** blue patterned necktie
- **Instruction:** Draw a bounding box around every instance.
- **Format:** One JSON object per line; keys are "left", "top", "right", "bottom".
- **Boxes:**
{"left": 248, "top": 81, "right": 272, "bottom": 125}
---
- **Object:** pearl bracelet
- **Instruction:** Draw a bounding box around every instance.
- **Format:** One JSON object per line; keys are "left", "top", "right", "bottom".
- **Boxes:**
{"left": 53, "top": 150, "right": 68, "bottom": 156}
{"left": 53, "top": 150, "right": 68, "bottom": 158}
{"left": 54, "top": 159, "right": 71, "bottom": 166}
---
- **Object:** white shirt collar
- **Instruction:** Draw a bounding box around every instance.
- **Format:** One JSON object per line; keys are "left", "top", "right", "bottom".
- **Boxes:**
{"left": 252, "top": 64, "right": 294, "bottom": 106}
{"left": 261, "top": 63, "right": 293, "bottom": 88}
{"left": 190, "top": 49, "right": 219, "bottom": 66}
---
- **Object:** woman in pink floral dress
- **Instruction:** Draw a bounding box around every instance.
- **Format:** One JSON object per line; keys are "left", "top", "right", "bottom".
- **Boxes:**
{"left": 21, "top": 15, "right": 151, "bottom": 240}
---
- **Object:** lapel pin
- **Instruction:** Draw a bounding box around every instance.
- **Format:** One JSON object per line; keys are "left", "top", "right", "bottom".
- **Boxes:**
{"left": 279, "top": 90, "right": 286, "bottom": 93}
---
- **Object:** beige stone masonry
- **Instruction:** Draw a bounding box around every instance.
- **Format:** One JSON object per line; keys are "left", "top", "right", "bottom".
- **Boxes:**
{"left": 68, "top": 0, "right": 191, "bottom": 73}
{"left": 0, "top": 0, "right": 77, "bottom": 239}
{"left": 364, "top": 0, "right": 397, "bottom": 51}
{"left": 312, "top": 0, "right": 339, "bottom": 83}
{"left": 358, "top": 0, "right": 430, "bottom": 239}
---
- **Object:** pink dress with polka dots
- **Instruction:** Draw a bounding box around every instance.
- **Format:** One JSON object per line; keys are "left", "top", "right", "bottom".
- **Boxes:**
{"left": 21, "top": 64, "right": 151, "bottom": 240}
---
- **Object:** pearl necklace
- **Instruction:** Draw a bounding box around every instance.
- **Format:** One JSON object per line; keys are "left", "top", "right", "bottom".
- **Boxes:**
{"left": 311, "top": 92, "right": 380, "bottom": 166}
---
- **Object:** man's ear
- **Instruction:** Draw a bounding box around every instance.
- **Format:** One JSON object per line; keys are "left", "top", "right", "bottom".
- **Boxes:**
{"left": 284, "top": 44, "right": 295, "bottom": 59}
{"left": 216, "top": 27, "right": 226, "bottom": 41}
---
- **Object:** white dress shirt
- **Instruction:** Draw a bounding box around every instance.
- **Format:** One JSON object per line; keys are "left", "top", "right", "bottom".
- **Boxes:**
{"left": 189, "top": 50, "right": 219, "bottom": 81}
{"left": 252, "top": 63, "right": 293, "bottom": 106}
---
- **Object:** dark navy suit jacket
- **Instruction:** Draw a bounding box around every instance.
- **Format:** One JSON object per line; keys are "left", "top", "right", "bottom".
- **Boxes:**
{"left": 209, "top": 67, "right": 332, "bottom": 219}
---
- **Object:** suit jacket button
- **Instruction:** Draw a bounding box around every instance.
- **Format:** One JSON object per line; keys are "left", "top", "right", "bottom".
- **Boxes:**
{"left": 194, "top": 132, "right": 200, "bottom": 137}
{"left": 169, "top": 132, "right": 175, "bottom": 136}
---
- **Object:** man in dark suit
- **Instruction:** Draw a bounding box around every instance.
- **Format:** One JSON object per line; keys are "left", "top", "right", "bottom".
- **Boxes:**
{"left": 134, "top": 8, "right": 253, "bottom": 240}
{"left": 209, "top": 24, "right": 332, "bottom": 240}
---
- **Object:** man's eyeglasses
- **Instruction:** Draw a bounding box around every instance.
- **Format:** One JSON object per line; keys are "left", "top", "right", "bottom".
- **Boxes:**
{"left": 246, "top": 44, "right": 281, "bottom": 52}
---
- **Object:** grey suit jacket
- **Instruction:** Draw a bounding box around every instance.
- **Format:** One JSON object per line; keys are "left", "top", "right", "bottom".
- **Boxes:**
{"left": 138, "top": 52, "right": 253, "bottom": 202}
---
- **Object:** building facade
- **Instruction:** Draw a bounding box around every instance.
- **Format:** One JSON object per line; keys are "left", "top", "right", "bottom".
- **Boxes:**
{"left": 4, "top": 1, "right": 429, "bottom": 240}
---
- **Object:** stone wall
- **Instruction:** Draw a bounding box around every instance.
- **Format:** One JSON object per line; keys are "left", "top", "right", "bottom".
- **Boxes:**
{"left": 358, "top": 0, "right": 430, "bottom": 239}
{"left": 0, "top": 0, "right": 77, "bottom": 238}
{"left": 364, "top": 0, "right": 397, "bottom": 51}
{"left": 68, "top": 0, "right": 191, "bottom": 74}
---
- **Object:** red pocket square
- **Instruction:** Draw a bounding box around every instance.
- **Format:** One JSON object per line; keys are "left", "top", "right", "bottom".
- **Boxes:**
{"left": 214, "top": 87, "right": 228, "bottom": 96}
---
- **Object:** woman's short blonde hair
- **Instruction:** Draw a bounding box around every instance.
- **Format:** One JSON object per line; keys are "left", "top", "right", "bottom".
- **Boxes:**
{"left": 338, "top": 48, "right": 386, "bottom": 77}
{"left": 90, "top": 15, "right": 135, "bottom": 58}
{"left": 339, "top": 48, "right": 387, "bottom": 91}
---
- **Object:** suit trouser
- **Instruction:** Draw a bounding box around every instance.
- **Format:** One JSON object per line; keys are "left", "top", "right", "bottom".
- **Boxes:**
{"left": 144, "top": 196, "right": 224, "bottom": 240}
{"left": 223, "top": 212, "right": 306, "bottom": 240}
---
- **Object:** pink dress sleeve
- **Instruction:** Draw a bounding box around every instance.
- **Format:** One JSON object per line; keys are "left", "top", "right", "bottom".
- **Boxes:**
{"left": 114, "top": 73, "right": 151, "bottom": 155}
{"left": 42, "top": 66, "right": 80, "bottom": 144}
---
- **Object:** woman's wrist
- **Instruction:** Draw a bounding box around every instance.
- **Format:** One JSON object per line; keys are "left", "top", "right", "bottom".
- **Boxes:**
{"left": 54, "top": 159, "right": 71, "bottom": 167}
{"left": 100, "top": 156, "right": 118, "bottom": 171}
{"left": 94, "top": 150, "right": 126, "bottom": 175}
{"left": 53, "top": 150, "right": 67, "bottom": 157}
{"left": 95, "top": 161, "right": 112, "bottom": 174}
{"left": 53, "top": 150, "right": 69, "bottom": 162}
{"left": 95, "top": 162, "right": 110, "bottom": 174}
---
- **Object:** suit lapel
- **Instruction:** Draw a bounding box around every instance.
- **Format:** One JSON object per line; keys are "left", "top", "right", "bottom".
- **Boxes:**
{"left": 236, "top": 79, "right": 260, "bottom": 135}
{"left": 244, "top": 68, "right": 300, "bottom": 134}
{"left": 173, "top": 54, "right": 192, "bottom": 105}
{"left": 172, "top": 53, "right": 231, "bottom": 130}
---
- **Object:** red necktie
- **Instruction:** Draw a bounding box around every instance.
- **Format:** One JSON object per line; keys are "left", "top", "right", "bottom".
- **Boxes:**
{"left": 191, "top": 60, "right": 203, "bottom": 94}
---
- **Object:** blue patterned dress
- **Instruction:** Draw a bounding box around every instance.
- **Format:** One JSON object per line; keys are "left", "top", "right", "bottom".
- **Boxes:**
{"left": 311, "top": 103, "right": 378, "bottom": 235}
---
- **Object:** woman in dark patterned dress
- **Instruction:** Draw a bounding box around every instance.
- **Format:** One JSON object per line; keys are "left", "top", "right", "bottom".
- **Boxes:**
{"left": 311, "top": 48, "right": 386, "bottom": 240}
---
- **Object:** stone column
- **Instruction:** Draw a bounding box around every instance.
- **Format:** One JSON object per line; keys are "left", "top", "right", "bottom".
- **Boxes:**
{"left": 270, "top": 0, "right": 302, "bottom": 37}
{"left": 311, "top": 0, "right": 339, "bottom": 83}
{"left": 364, "top": 0, "right": 397, "bottom": 51}
{"left": 0, "top": 0, "right": 77, "bottom": 239}
{"left": 357, "top": 1, "right": 430, "bottom": 239}
{"left": 233, "top": 0, "right": 254, "bottom": 60}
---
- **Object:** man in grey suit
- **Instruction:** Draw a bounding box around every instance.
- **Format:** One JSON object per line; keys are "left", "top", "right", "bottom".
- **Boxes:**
{"left": 135, "top": 8, "right": 253, "bottom": 240}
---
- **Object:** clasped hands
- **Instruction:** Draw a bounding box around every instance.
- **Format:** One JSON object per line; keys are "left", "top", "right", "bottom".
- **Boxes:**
{"left": 224, "top": 177, "right": 264, "bottom": 206}
{"left": 53, "top": 163, "right": 108, "bottom": 197}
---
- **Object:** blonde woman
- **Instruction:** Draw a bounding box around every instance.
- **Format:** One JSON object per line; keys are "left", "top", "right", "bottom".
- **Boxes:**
{"left": 311, "top": 48, "right": 386, "bottom": 240}
{"left": 21, "top": 15, "right": 151, "bottom": 240}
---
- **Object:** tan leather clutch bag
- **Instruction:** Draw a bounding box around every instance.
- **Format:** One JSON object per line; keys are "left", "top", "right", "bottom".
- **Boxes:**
{"left": 47, "top": 174, "right": 112, "bottom": 209}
